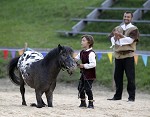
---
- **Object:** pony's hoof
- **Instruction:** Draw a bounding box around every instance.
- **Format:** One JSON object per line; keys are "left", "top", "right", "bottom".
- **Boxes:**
{"left": 37, "top": 106, "right": 42, "bottom": 108}
{"left": 42, "top": 104, "right": 47, "bottom": 107}
{"left": 30, "top": 103, "right": 43, "bottom": 108}
{"left": 30, "top": 103, "right": 37, "bottom": 107}
{"left": 30, "top": 103, "right": 46, "bottom": 107}
{"left": 22, "top": 102, "right": 27, "bottom": 106}
{"left": 48, "top": 106, "right": 53, "bottom": 107}
{"left": 37, "top": 104, "right": 43, "bottom": 108}
{"left": 42, "top": 102, "right": 46, "bottom": 107}
{"left": 48, "top": 105, "right": 53, "bottom": 107}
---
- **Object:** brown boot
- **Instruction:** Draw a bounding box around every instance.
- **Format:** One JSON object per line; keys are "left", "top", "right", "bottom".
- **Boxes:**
{"left": 79, "top": 99, "right": 87, "bottom": 107}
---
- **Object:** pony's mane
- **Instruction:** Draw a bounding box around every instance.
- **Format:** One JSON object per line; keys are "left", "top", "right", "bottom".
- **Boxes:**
{"left": 42, "top": 46, "right": 73, "bottom": 65}
{"left": 43, "top": 47, "right": 59, "bottom": 61}
{"left": 63, "top": 46, "right": 74, "bottom": 54}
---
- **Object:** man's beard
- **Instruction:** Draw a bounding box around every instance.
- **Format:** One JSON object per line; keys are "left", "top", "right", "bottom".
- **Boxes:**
{"left": 124, "top": 19, "right": 131, "bottom": 25}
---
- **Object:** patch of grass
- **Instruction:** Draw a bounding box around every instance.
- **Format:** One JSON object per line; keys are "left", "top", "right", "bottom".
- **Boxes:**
{"left": 0, "top": 0, "right": 104, "bottom": 49}
{"left": 114, "top": 0, "right": 145, "bottom": 7}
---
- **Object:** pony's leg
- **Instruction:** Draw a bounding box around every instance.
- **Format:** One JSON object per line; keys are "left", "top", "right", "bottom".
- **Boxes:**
{"left": 35, "top": 90, "right": 43, "bottom": 108}
{"left": 45, "top": 90, "right": 53, "bottom": 107}
{"left": 45, "top": 82, "right": 56, "bottom": 107}
{"left": 20, "top": 77, "right": 27, "bottom": 106}
{"left": 30, "top": 93, "right": 46, "bottom": 107}
{"left": 42, "top": 98, "right": 46, "bottom": 106}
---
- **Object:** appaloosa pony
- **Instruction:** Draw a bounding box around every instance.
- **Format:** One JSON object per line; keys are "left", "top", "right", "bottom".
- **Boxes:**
{"left": 8, "top": 44, "right": 76, "bottom": 108}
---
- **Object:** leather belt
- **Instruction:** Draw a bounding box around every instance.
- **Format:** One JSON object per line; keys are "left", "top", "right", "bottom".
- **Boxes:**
{"left": 116, "top": 50, "right": 134, "bottom": 55}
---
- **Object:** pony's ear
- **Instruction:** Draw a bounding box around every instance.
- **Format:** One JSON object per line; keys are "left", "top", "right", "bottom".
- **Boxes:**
{"left": 58, "top": 44, "right": 63, "bottom": 53}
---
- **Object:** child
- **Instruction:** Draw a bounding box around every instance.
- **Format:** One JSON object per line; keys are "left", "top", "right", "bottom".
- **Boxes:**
{"left": 74, "top": 35, "right": 96, "bottom": 109}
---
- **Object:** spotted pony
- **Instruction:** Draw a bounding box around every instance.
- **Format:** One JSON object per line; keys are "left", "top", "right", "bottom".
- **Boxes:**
{"left": 8, "top": 45, "right": 76, "bottom": 108}
{"left": 17, "top": 51, "right": 44, "bottom": 81}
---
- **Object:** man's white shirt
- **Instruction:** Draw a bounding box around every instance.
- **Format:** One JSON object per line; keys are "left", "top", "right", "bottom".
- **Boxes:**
{"left": 110, "top": 23, "right": 135, "bottom": 48}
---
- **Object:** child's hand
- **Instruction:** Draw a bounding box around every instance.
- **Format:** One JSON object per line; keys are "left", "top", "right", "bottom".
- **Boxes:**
{"left": 118, "top": 33, "right": 124, "bottom": 38}
{"left": 114, "top": 32, "right": 120, "bottom": 40}
{"left": 78, "top": 64, "right": 84, "bottom": 68}
{"left": 114, "top": 31, "right": 124, "bottom": 40}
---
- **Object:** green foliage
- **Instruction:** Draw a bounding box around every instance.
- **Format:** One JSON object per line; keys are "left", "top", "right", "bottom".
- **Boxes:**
{"left": 0, "top": 0, "right": 104, "bottom": 49}
{"left": 0, "top": 57, "right": 8, "bottom": 78}
{"left": 135, "top": 57, "right": 150, "bottom": 91}
{"left": 114, "top": 0, "right": 145, "bottom": 7}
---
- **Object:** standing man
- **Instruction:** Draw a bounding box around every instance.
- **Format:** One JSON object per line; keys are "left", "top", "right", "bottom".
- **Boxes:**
{"left": 108, "top": 11, "right": 139, "bottom": 102}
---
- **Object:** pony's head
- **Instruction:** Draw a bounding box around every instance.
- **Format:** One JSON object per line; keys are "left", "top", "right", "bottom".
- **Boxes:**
{"left": 58, "top": 44, "right": 77, "bottom": 75}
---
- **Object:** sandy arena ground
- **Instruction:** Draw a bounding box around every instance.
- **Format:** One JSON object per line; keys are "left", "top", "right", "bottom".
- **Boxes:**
{"left": 0, "top": 78, "right": 150, "bottom": 117}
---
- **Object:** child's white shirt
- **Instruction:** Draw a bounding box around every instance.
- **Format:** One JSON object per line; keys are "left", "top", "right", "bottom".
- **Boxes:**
{"left": 75, "top": 48, "right": 96, "bottom": 69}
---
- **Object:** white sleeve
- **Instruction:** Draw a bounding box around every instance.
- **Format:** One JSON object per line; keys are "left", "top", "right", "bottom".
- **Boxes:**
{"left": 110, "top": 37, "right": 115, "bottom": 48}
{"left": 74, "top": 52, "right": 80, "bottom": 61}
{"left": 115, "top": 40, "right": 121, "bottom": 45}
{"left": 119, "top": 37, "right": 134, "bottom": 45}
{"left": 110, "top": 37, "right": 121, "bottom": 46}
{"left": 83, "top": 52, "right": 96, "bottom": 69}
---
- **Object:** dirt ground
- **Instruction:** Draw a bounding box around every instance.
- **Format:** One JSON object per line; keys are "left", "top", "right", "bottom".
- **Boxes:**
{"left": 0, "top": 78, "right": 150, "bottom": 117}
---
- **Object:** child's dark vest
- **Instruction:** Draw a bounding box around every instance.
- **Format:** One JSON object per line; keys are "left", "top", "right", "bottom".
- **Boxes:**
{"left": 80, "top": 50, "right": 96, "bottom": 80}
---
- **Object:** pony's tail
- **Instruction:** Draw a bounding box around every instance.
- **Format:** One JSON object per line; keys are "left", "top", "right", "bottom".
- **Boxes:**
{"left": 8, "top": 57, "right": 21, "bottom": 86}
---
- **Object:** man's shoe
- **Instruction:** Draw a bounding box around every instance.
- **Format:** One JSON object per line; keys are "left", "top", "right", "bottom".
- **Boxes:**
{"left": 107, "top": 97, "right": 121, "bottom": 101}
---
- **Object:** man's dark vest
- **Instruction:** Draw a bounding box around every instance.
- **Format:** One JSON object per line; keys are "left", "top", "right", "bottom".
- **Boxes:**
{"left": 80, "top": 50, "right": 96, "bottom": 80}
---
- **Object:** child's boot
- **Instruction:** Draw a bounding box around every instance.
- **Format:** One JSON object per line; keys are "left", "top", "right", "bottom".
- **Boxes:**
{"left": 79, "top": 99, "right": 87, "bottom": 107}
{"left": 88, "top": 100, "right": 94, "bottom": 109}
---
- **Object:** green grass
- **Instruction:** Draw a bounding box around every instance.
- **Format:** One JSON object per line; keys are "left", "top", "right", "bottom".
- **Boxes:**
{"left": 0, "top": 0, "right": 105, "bottom": 49}
{"left": 0, "top": 0, "right": 150, "bottom": 91}
{"left": 114, "top": 0, "right": 145, "bottom": 7}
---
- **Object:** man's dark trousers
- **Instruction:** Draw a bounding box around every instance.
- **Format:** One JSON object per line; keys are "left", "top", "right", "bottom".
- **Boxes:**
{"left": 114, "top": 57, "right": 136, "bottom": 100}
